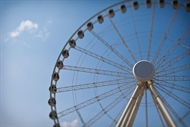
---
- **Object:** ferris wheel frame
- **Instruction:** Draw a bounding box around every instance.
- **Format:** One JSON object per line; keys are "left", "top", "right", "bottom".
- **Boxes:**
{"left": 48, "top": 0, "right": 190, "bottom": 127}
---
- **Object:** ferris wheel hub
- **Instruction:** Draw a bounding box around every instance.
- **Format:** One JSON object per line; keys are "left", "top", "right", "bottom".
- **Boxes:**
{"left": 133, "top": 60, "right": 155, "bottom": 82}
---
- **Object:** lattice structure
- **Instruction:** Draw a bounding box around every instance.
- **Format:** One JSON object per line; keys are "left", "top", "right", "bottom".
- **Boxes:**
{"left": 49, "top": 1, "right": 190, "bottom": 127}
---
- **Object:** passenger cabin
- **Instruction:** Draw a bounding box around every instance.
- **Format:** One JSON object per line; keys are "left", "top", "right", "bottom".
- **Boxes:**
{"left": 120, "top": 4, "right": 126, "bottom": 13}
{"left": 186, "top": 2, "right": 190, "bottom": 12}
{"left": 159, "top": 0, "right": 165, "bottom": 8}
{"left": 52, "top": 73, "right": 59, "bottom": 81}
{"left": 48, "top": 98, "right": 56, "bottom": 106}
{"left": 49, "top": 85, "right": 57, "bottom": 93}
{"left": 62, "top": 50, "right": 69, "bottom": 58}
{"left": 133, "top": 1, "right": 139, "bottom": 10}
{"left": 53, "top": 124, "right": 60, "bottom": 127}
{"left": 87, "top": 22, "right": 93, "bottom": 30}
{"left": 108, "top": 9, "right": 115, "bottom": 18}
{"left": 49, "top": 111, "right": 57, "bottom": 120}
{"left": 172, "top": 0, "right": 178, "bottom": 9}
{"left": 146, "top": 0, "right": 151, "bottom": 8}
{"left": 77, "top": 30, "right": 84, "bottom": 39}
{"left": 69, "top": 39, "right": 76, "bottom": 48}
{"left": 97, "top": 15, "right": 104, "bottom": 24}
{"left": 57, "top": 60, "right": 64, "bottom": 69}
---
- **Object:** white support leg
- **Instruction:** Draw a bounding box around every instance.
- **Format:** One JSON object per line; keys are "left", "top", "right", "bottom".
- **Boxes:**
{"left": 148, "top": 82, "right": 176, "bottom": 127}
{"left": 126, "top": 85, "right": 145, "bottom": 126}
{"left": 116, "top": 83, "right": 143, "bottom": 127}
{"left": 151, "top": 89, "right": 166, "bottom": 127}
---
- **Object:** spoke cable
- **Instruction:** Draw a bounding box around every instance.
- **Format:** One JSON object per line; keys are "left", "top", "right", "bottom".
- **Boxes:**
{"left": 58, "top": 83, "right": 134, "bottom": 118}
{"left": 152, "top": 7, "right": 180, "bottom": 64}
{"left": 74, "top": 46, "right": 131, "bottom": 73}
{"left": 108, "top": 15, "right": 137, "bottom": 63}
{"left": 90, "top": 30, "right": 133, "bottom": 68}
{"left": 147, "top": 4, "right": 156, "bottom": 61}
{"left": 154, "top": 84, "right": 190, "bottom": 109}
{"left": 83, "top": 85, "right": 135, "bottom": 127}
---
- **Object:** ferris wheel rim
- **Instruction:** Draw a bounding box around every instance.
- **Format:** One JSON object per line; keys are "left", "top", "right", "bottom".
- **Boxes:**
{"left": 49, "top": 0, "right": 190, "bottom": 126}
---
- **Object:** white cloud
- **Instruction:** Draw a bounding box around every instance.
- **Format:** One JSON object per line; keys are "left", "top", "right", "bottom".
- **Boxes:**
{"left": 62, "top": 119, "right": 78, "bottom": 127}
{"left": 9, "top": 20, "right": 38, "bottom": 38}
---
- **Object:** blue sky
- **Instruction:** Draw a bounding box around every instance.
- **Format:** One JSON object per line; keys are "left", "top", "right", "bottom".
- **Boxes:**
{"left": 0, "top": 0, "right": 190, "bottom": 127}
{"left": 0, "top": 0, "right": 120, "bottom": 126}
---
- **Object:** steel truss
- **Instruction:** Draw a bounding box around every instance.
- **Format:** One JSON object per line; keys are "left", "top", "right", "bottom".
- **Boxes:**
{"left": 74, "top": 46, "right": 132, "bottom": 73}
{"left": 48, "top": 1, "right": 190, "bottom": 127}
{"left": 116, "top": 81, "right": 177, "bottom": 127}
{"left": 58, "top": 83, "right": 134, "bottom": 118}
{"left": 63, "top": 65, "right": 133, "bottom": 77}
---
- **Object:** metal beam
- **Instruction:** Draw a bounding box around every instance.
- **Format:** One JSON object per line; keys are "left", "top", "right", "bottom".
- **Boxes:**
{"left": 116, "top": 83, "right": 143, "bottom": 127}
{"left": 76, "top": 109, "right": 85, "bottom": 125}
{"left": 154, "top": 76, "right": 190, "bottom": 81}
{"left": 58, "top": 84, "right": 134, "bottom": 118}
{"left": 154, "top": 80, "right": 190, "bottom": 94}
{"left": 75, "top": 46, "right": 132, "bottom": 73}
{"left": 145, "top": 90, "right": 148, "bottom": 127}
{"left": 156, "top": 64, "right": 190, "bottom": 76}
{"left": 151, "top": 91, "right": 166, "bottom": 127}
{"left": 90, "top": 30, "right": 133, "bottom": 67}
{"left": 155, "top": 85, "right": 190, "bottom": 108}
{"left": 57, "top": 78, "right": 133, "bottom": 93}
{"left": 148, "top": 82, "right": 176, "bottom": 127}
{"left": 155, "top": 28, "right": 190, "bottom": 68}
{"left": 83, "top": 86, "right": 134, "bottom": 127}
{"left": 156, "top": 90, "right": 188, "bottom": 127}
{"left": 147, "top": 4, "right": 156, "bottom": 61}
{"left": 108, "top": 17, "right": 137, "bottom": 63}
{"left": 152, "top": 8, "right": 180, "bottom": 64}
{"left": 63, "top": 65, "right": 133, "bottom": 77}
{"left": 130, "top": 8, "right": 142, "bottom": 60}
{"left": 125, "top": 85, "right": 144, "bottom": 126}
{"left": 156, "top": 49, "right": 190, "bottom": 72}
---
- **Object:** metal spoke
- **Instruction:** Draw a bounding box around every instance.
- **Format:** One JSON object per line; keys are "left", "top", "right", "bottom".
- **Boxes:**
{"left": 147, "top": 4, "right": 156, "bottom": 61}
{"left": 152, "top": 8, "right": 180, "bottom": 64}
{"left": 154, "top": 76, "right": 190, "bottom": 81}
{"left": 63, "top": 65, "right": 133, "bottom": 77}
{"left": 155, "top": 28, "right": 190, "bottom": 68}
{"left": 155, "top": 49, "right": 190, "bottom": 72}
{"left": 176, "top": 110, "right": 190, "bottom": 126}
{"left": 74, "top": 46, "right": 131, "bottom": 73}
{"left": 57, "top": 78, "right": 134, "bottom": 93}
{"left": 156, "top": 89, "right": 188, "bottom": 127}
{"left": 130, "top": 8, "right": 142, "bottom": 60}
{"left": 108, "top": 17, "right": 137, "bottom": 63}
{"left": 154, "top": 80, "right": 190, "bottom": 94}
{"left": 154, "top": 85, "right": 190, "bottom": 109}
{"left": 90, "top": 30, "right": 133, "bottom": 68}
{"left": 58, "top": 83, "right": 134, "bottom": 118}
{"left": 76, "top": 110, "right": 85, "bottom": 125}
{"left": 156, "top": 64, "right": 190, "bottom": 76}
{"left": 181, "top": 110, "right": 190, "bottom": 120}
{"left": 110, "top": 102, "right": 128, "bottom": 127}
{"left": 83, "top": 85, "right": 135, "bottom": 127}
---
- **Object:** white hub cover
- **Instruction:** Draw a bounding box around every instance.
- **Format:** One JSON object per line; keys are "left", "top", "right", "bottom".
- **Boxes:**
{"left": 133, "top": 60, "right": 155, "bottom": 82}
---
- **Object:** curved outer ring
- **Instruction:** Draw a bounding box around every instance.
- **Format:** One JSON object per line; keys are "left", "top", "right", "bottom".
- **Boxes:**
{"left": 49, "top": 1, "right": 188, "bottom": 125}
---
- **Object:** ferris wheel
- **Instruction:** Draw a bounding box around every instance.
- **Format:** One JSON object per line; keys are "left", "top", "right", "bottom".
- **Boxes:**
{"left": 48, "top": 0, "right": 190, "bottom": 127}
